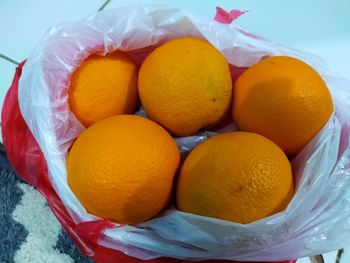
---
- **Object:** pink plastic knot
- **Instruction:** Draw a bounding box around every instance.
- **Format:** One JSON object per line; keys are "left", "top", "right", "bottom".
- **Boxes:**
{"left": 214, "top": 6, "right": 248, "bottom": 24}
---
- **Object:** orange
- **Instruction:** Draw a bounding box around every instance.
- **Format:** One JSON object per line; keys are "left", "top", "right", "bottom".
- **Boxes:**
{"left": 233, "top": 56, "right": 333, "bottom": 156}
{"left": 67, "top": 115, "right": 180, "bottom": 224}
{"left": 68, "top": 51, "right": 138, "bottom": 127}
{"left": 176, "top": 132, "right": 293, "bottom": 224}
{"left": 138, "top": 37, "right": 232, "bottom": 136}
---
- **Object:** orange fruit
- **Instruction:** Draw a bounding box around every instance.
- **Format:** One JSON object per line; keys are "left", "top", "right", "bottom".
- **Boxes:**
{"left": 67, "top": 115, "right": 180, "bottom": 224}
{"left": 233, "top": 56, "right": 333, "bottom": 156}
{"left": 138, "top": 37, "right": 232, "bottom": 136}
{"left": 176, "top": 132, "right": 293, "bottom": 224}
{"left": 68, "top": 51, "right": 138, "bottom": 127}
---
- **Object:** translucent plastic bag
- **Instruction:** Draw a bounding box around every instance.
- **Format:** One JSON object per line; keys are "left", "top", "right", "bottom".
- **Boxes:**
{"left": 11, "top": 5, "right": 350, "bottom": 262}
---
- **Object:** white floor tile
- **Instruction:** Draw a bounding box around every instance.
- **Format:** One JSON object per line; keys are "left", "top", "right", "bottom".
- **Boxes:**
{"left": 323, "top": 250, "right": 338, "bottom": 262}
{"left": 0, "top": 0, "right": 106, "bottom": 62}
{"left": 0, "top": 59, "right": 16, "bottom": 111}
{"left": 105, "top": 0, "right": 350, "bottom": 78}
{"left": 0, "top": 59, "right": 16, "bottom": 142}
{"left": 297, "top": 251, "right": 339, "bottom": 263}
{"left": 296, "top": 257, "right": 310, "bottom": 263}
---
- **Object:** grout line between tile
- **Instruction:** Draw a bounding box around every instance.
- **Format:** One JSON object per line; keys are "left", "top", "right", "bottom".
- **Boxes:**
{"left": 310, "top": 255, "right": 324, "bottom": 263}
{"left": 98, "top": 0, "right": 112, "bottom": 11}
{"left": 335, "top": 249, "right": 343, "bottom": 263}
{"left": 0, "top": 53, "right": 19, "bottom": 65}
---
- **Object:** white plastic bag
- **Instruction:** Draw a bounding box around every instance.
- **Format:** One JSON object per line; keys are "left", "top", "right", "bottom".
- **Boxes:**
{"left": 18, "top": 5, "right": 350, "bottom": 261}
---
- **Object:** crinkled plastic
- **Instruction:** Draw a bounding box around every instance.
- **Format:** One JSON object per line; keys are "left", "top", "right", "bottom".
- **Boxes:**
{"left": 4, "top": 5, "right": 350, "bottom": 262}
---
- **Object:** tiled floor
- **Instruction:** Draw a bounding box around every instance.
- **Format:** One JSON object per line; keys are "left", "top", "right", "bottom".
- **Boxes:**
{"left": 0, "top": 0, "right": 349, "bottom": 262}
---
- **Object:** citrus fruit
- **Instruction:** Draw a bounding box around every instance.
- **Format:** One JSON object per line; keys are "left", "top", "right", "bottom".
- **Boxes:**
{"left": 67, "top": 115, "right": 180, "bottom": 224}
{"left": 233, "top": 56, "right": 333, "bottom": 156}
{"left": 68, "top": 51, "right": 138, "bottom": 127}
{"left": 176, "top": 132, "right": 293, "bottom": 224}
{"left": 138, "top": 37, "right": 232, "bottom": 136}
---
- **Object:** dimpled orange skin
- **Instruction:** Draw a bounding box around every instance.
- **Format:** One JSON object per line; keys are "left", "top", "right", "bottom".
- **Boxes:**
{"left": 67, "top": 115, "right": 180, "bottom": 225}
{"left": 138, "top": 37, "right": 232, "bottom": 136}
{"left": 68, "top": 51, "right": 138, "bottom": 127}
{"left": 176, "top": 132, "right": 293, "bottom": 224}
{"left": 233, "top": 56, "right": 334, "bottom": 156}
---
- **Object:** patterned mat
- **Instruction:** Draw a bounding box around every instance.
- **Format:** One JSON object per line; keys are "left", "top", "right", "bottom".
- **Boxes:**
{"left": 0, "top": 145, "right": 92, "bottom": 263}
